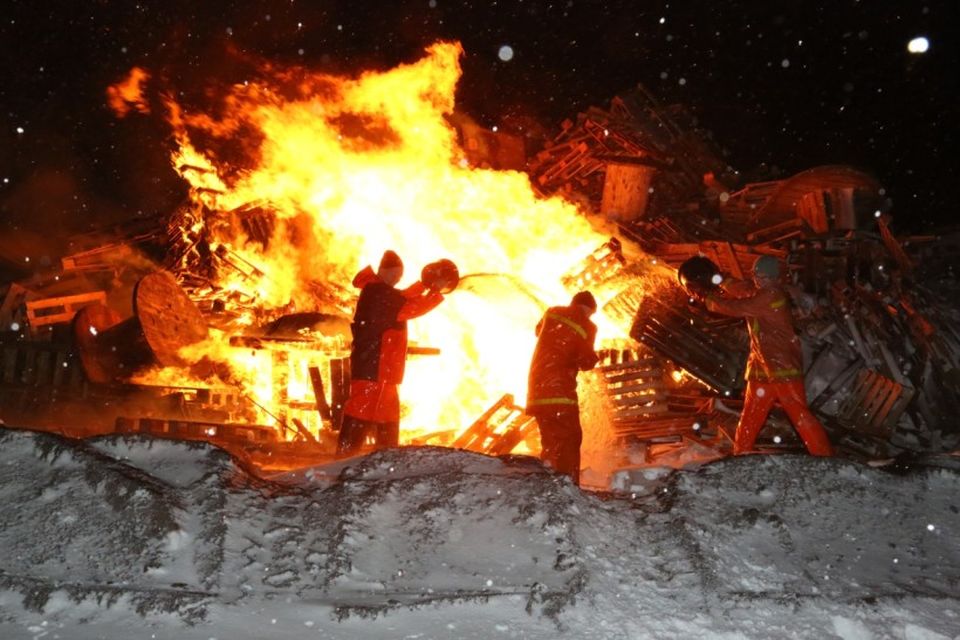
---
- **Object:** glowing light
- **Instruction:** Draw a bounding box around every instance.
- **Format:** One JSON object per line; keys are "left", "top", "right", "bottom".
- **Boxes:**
{"left": 907, "top": 37, "right": 929, "bottom": 54}
{"left": 498, "top": 45, "right": 514, "bottom": 61}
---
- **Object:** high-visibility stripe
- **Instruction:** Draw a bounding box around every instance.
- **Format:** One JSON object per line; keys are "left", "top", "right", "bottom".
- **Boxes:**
{"left": 528, "top": 397, "right": 578, "bottom": 406}
{"left": 769, "top": 298, "right": 787, "bottom": 309}
{"left": 772, "top": 368, "right": 802, "bottom": 378}
{"left": 546, "top": 312, "right": 587, "bottom": 339}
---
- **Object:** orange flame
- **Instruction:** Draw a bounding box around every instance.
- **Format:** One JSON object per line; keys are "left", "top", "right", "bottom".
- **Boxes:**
{"left": 135, "top": 42, "right": 646, "bottom": 444}
{"left": 107, "top": 67, "right": 151, "bottom": 117}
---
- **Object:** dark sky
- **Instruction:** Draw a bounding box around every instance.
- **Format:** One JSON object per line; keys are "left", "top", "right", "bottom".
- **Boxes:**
{"left": 0, "top": 0, "right": 956, "bottom": 249}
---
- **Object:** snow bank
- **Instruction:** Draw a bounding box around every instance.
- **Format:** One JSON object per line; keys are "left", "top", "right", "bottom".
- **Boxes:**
{"left": 1, "top": 428, "right": 959, "bottom": 639}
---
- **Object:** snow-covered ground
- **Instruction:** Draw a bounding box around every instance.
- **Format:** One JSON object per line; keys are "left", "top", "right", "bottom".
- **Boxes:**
{"left": 1, "top": 428, "right": 959, "bottom": 639}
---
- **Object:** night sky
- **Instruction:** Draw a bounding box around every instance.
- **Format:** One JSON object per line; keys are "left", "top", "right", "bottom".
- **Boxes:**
{"left": 1, "top": 0, "right": 956, "bottom": 253}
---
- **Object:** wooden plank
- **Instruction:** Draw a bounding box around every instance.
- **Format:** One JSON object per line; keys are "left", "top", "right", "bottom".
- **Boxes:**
{"left": 610, "top": 381, "right": 666, "bottom": 395}
{"left": 0, "top": 283, "right": 32, "bottom": 327}
{"left": 604, "top": 369, "right": 661, "bottom": 384}
{"left": 596, "top": 359, "right": 659, "bottom": 373}
{"left": 698, "top": 241, "right": 744, "bottom": 279}
{"left": 34, "top": 350, "right": 52, "bottom": 386}
{"left": 308, "top": 365, "right": 332, "bottom": 421}
{"left": 52, "top": 351, "right": 68, "bottom": 387}
{"left": 20, "top": 348, "right": 36, "bottom": 385}
{"left": 612, "top": 403, "right": 672, "bottom": 418}
{"left": 330, "top": 357, "right": 349, "bottom": 430}
{"left": 2, "top": 347, "right": 17, "bottom": 383}
{"left": 745, "top": 218, "right": 803, "bottom": 244}
{"left": 25, "top": 291, "right": 107, "bottom": 328}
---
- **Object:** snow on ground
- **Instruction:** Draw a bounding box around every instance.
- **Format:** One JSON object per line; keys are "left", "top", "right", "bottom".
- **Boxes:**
{"left": 1, "top": 428, "right": 959, "bottom": 639}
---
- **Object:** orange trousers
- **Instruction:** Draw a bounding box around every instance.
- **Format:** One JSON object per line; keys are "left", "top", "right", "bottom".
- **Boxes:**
{"left": 735, "top": 379, "right": 833, "bottom": 456}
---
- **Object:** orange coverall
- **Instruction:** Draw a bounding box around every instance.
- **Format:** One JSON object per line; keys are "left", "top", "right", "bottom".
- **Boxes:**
{"left": 338, "top": 267, "right": 443, "bottom": 455}
{"left": 526, "top": 304, "right": 599, "bottom": 483}
{"left": 705, "top": 281, "right": 833, "bottom": 456}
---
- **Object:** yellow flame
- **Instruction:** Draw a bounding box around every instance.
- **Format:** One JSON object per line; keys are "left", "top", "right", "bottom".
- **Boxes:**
{"left": 140, "top": 41, "right": 643, "bottom": 444}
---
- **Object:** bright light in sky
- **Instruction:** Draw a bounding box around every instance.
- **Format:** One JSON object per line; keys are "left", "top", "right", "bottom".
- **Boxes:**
{"left": 498, "top": 45, "right": 514, "bottom": 61}
{"left": 907, "top": 36, "right": 930, "bottom": 54}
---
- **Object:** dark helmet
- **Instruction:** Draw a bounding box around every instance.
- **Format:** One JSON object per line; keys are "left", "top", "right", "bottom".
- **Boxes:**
{"left": 752, "top": 255, "right": 780, "bottom": 280}
{"left": 571, "top": 290, "right": 597, "bottom": 312}
{"left": 378, "top": 250, "right": 403, "bottom": 272}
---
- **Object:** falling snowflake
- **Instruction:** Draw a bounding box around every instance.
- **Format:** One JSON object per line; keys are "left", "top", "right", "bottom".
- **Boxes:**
{"left": 907, "top": 37, "right": 929, "bottom": 54}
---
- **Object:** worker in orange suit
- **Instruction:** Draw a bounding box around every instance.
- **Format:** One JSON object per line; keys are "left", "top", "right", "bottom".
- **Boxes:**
{"left": 526, "top": 291, "right": 599, "bottom": 485}
{"left": 696, "top": 255, "right": 833, "bottom": 456}
{"left": 337, "top": 250, "right": 446, "bottom": 456}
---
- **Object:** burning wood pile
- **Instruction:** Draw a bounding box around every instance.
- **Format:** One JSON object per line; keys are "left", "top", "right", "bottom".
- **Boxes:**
{"left": 1, "top": 42, "right": 958, "bottom": 472}
{"left": 530, "top": 90, "right": 960, "bottom": 461}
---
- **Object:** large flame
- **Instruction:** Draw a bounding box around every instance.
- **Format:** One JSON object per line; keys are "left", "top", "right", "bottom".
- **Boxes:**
{"left": 125, "top": 42, "right": 631, "bottom": 444}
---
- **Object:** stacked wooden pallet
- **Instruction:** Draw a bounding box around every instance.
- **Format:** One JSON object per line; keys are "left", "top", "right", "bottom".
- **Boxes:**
{"left": 629, "top": 287, "right": 747, "bottom": 397}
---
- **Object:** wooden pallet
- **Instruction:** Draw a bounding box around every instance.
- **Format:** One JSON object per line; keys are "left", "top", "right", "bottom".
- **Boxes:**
{"left": 116, "top": 416, "right": 279, "bottom": 445}
{"left": 25, "top": 291, "right": 107, "bottom": 328}
{"left": 61, "top": 241, "right": 137, "bottom": 273}
{"left": 599, "top": 357, "right": 666, "bottom": 421}
{"left": 630, "top": 287, "right": 746, "bottom": 395}
{"left": 1, "top": 340, "right": 86, "bottom": 388}
{"left": 837, "top": 369, "right": 914, "bottom": 439}
{"left": 451, "top": 394, "right": 537, "bottom": 456}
